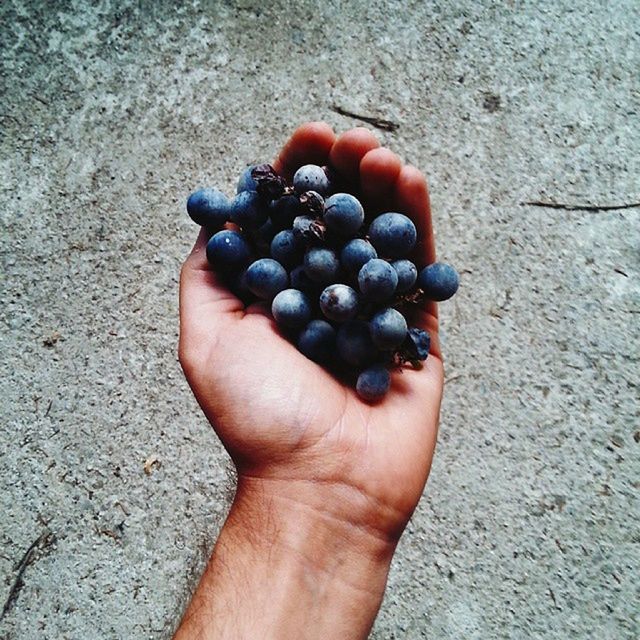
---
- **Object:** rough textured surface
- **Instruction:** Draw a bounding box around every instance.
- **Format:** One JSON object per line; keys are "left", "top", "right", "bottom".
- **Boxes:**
{"left": 1, "top": 1, "right": 638, "bottom": 638}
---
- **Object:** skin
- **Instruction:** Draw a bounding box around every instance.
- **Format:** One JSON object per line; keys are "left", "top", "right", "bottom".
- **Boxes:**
{"left": 175, "top": 122, "right": 443, "bottom": 639}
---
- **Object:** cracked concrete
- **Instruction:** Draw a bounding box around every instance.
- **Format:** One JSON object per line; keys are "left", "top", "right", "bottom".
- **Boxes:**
{"left": 1, "top": 1, "right": 638, "bottom": 638}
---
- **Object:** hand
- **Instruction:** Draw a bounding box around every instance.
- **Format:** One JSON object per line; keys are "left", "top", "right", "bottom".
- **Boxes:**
{"left": 176, "top": 122, "right": 444, "bottom": 639}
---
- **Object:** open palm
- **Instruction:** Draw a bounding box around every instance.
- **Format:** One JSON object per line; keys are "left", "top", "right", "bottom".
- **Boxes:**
{"left": 179, "top": 123, "right": 444, "bottom": 540}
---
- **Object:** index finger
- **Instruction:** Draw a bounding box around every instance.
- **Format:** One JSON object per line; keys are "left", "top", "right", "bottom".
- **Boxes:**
{"left": 272, "top": 122, "right": 336, "bottom": 180}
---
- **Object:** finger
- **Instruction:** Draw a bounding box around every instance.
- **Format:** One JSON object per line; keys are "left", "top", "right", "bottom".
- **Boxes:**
{"left": 329, "top": 127, "right": 380, "bottom": 186}
{"left": 359, "top": 147, "right": 403, "bottom": 215}
{"left": 273, "top": 121, "right": 336, "bottom": 180}
{"left": 179, "top": 228, "right": 244, "bottom": 359}
{"left": 393, "top": 165, "right": 436, "bottom": 267}
{"left": 392, "top": 165, "right": 439, "bottom": 322}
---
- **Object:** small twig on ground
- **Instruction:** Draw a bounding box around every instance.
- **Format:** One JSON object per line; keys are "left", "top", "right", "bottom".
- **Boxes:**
{"left": 521, "top": 200, "right": 640, "bottom": 212}
{"left": 331, "top": 105, "right": 400, "bottom": 132}
{"left": 1, "top": 532, "right": 54, "bottom": 619}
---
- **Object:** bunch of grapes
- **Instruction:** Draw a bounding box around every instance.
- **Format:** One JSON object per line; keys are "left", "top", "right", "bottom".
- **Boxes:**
{"left": 186, "top": 163, "right": 459, "bottom": 401}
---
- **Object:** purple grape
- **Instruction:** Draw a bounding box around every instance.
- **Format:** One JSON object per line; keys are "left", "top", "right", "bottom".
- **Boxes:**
{"left": 271, "top": 289, "right": 312, "bottom": 328}
{"left": 323, "top": 193, "right": 364, "bottom": 236}
{"left": 368, "top": 212, "right": 417, "bottom": 258}
{"left": 356, "top": 365, "right": 391, "bottom": 401}
{"left": 358, "top": 258, "right": 398, "bottom": 302}
{"left": 369, "top": 308, "right": 407, "bottom": 350}
{"left": 245, "top": 258, "right": 288, "bottom": 300}
{"left": 230, "top": 190, "right": 268, "bottom": 228}
{"left": 417, "top": 263, "right": 460, "bottom": 301}
{"left": 270, "top": 229, "right": 303, "bottom": 268}
{"left": 336, "top": 321, "right": 378, "bottom": 367}
{"left": 186, "top": 188, "right": 230, "bottom": 230}
{"left": 304, "top": 247, "right": 340, "bottom": 284}
{"left": 206, "top": 230, "right": 251, "bottom": 271}
{"left": 293, "top": 164, "right": 331, "bottom": 196}
{"left": 297, "top": 320, "right": 336, "bottom": 363}
{"left": 392, "top": 259, "right": 417, "bottom": 293}
{"left": 340, "top": 239, "right": 377, "bottom": 274}
{"left": 319, "top": 284, "right": 359, "bottom": 322}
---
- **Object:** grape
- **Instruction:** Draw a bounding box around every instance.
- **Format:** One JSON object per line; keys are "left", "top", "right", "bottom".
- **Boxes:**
{"left": 252, "top": 219, "right": 276, "bottom": 253}
{"left": 299, "top": 191, "right": 325, "bottom": 217}
{"left": 206, "top": 230, "right": 252, "bottom": 271}
{"left": 186, "top": 188, "right": 230, "bottom": 230}
{"left": 391, "top": 259, "right": 417, "bottom": 293}
{"left": 271, "top": 289, "right": 312, "bottom": 328}
{"left": 245, "top": 258, "right": 288, "bottom": 300}
{"left": 187, "top": 153, "right": 460, "bottom": 401}
{"left": 304, "top": 247, "right": 340, "bottom": 284}
{"left": 297, "top": 320, "right": 336, "bottom": 363}
{"left": 369, "top": 308, "right": 407, "bottom": 349}
{"left": 323, "top": 193, "right": 364, "bottom": 236}
{"left": 340, "top": 239, "right": 377, "bottom": 274}
{"left": 290, "top": 265, "right": 319, "bottom": 295}
{"left": 293, "top": 164, "right": 330, "bottom": 196}
{"left": 356, "top": 365, "right": 391, "bottom": 401}
{"left": 417, "top": 263, "right": 459, "bottom": 301}
{"left": 236, "top": 165, "right": 258, "bottom": 193}
{"left": 230, "top": 190, "right": 268, "bottom": 228}
{"left": 269, "top": 194, "right": 302, "bottom": 230}
{"left": 270, "top": 229, "right": 303, "bottom": 268}
{"left": 368, "top": 212, "right": 417, "bottom": 258}
{"left": 407, "top": 327, "right": 431, "bottom": 360}
{"left": 336, "top": 321, "right": 378, "bottom": 367}
{"left": 358, "top": 258, "right": 398, "bottom": 302}
{"left": 319, "top": 284, "right": 359, "bottom": 322}
{"left": 292, "top": 215, "right": 316, "bottom": 240}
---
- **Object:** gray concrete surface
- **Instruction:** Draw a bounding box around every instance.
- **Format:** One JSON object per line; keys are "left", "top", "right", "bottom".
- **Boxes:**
{"left": 1, "top": 1, "right": 638, "bottom": 638}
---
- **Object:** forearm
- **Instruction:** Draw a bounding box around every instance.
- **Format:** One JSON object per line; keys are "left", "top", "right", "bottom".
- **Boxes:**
{"left": 173, "top": 477, "right": 397, "bottom": 640}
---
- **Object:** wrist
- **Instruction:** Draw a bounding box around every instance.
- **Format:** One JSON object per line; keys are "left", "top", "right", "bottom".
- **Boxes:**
{"left": 227, "top": 477, "right": 395, "bottom": 638}
{"left": 175, "top": 475, "right": 398, "bottom": 640}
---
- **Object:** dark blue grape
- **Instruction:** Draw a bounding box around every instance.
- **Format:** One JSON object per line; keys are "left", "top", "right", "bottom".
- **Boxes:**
{"left": 297, "top": 320, "right": 336, "bottom": 363}
{"left": 323, "top": 193, "right": 364, "bottom": 236}
{"left": 236, "top": 165, "right": 258, "bottom": 193}
{"left": 245, "top": 258, "right": 288, "bottom": 300}
{"left": 304, "top": 247, "right": 340, "bottom": 284}
{"left": 206, "top": 230, "right": 251, "bottom": 271}
{"left": 392, "top": 259, "right": 418, "bottom": 293}
{"left": 293, "top": 164, "right": 330, "bottom": 196}
{"left": 290, "top": 265, "right": 319, "bottom": 295}
{"left": 368, "top": 212, "right": 417, "bottom": 258}
{"left": 252, "top": 219, "right": 276, "bottom": 253}
{"left": 292, "top": 215, "right": 316, "bottom": 241}
{"left": 186, "top": 188, "right": 230, "bottom": 230}
{"left": 336, "top": 321, "right": 378, "bottom": 367}
{"left": 356, "top": 365, "right": 391, "bottom": 401}
{"left": 271, "top": 229, "right": 303, "bottom": 268}
{"left": 407, "top": 327, "right": 431, "bottom": 360}
{"left": 340, "top": 239, "right": 377, "bottom": 274}
{"left": 269, "top": 194, "right": 302, "bottom": 230}
{"left": 417, "top": 263, "right": 460, "bottom": 301}
{"left": 319, "top": 284, "right": 359, "bottom": 322}
{"left": 370, "top": 308, "right": 407, "bottom": 349}
{"left": 358, "top": 259, "right": 398, "bottom": 302}
{"left": 271, "top": 289, "right": 312, "bottom": 328}
{"left": 230, "top": 190, "right": 268, "bottom": 228}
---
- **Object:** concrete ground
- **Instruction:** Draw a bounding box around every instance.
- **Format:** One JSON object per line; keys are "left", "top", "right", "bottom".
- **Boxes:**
{"left": 1, "top": 1, "right": 638, "bottom": 638}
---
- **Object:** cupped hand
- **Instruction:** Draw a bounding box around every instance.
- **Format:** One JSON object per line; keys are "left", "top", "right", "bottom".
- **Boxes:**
{"left": 179, "top": 122, "right": 444, "bottom": 541}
